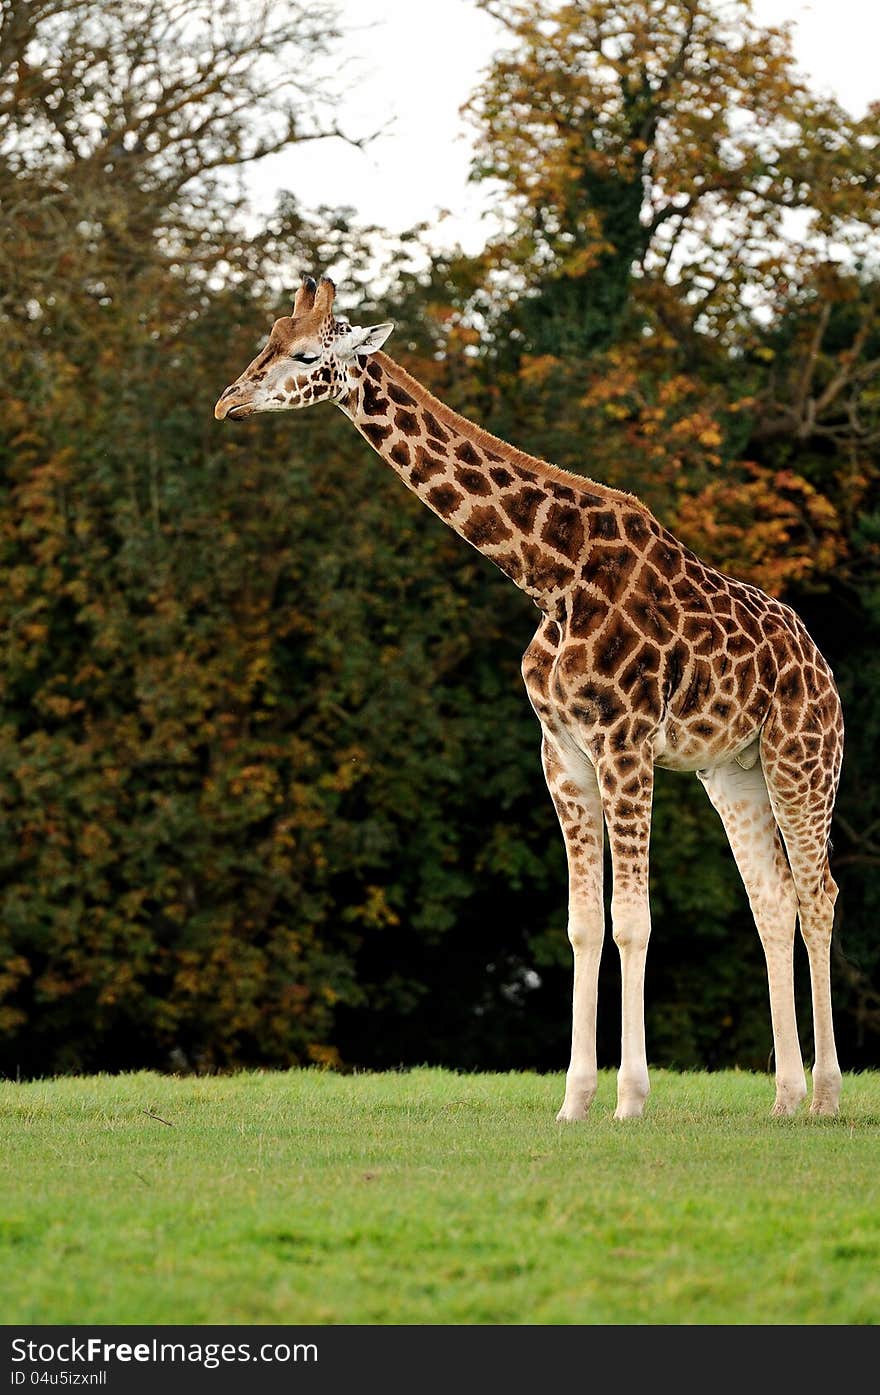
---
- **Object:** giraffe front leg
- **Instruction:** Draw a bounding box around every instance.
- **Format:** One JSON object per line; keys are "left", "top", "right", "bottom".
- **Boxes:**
{"left": 541, "top": 736, "right": 605, "bottom": 1123}
{"left": 596, "top": 749, "right": 654, "bottom": 1121}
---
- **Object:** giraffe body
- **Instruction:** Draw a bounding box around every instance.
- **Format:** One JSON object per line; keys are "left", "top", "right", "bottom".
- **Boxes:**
{"left": 216, "top": 275, "right": 844, "bottom": 1120}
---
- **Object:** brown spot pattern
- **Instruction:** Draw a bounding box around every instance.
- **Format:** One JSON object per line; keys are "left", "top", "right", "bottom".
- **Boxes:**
{"left": 427, "top": 482, "right": 464, "bottom": 516}
{"left": 542, "top": 502, "right": 585, "bottom": 562}
{"left": 454, "top": 466, "right": 492, "bottom": 496}
{"left": 502, "top": 486, "right": 545, "bottom": 534}
{"left": 362, "top": 421, "right": 392, "bottom": 446}
{"left": 422, "top": 410, "right": 449, "bottom": 443}
{"left": 460, "top": 505, "right": 514, "bottom": 548}
{"left": 390, "top": 441, "right": 410, "bottom": 467}
{"left": 455, "top": 440, "right": 482, "bottom": 466}
{"left": 396, "top": 409, "right": 419, "bottom": 436}
{"left": 409, "top": 446, "right": 445, "bottom": 485}
{"left": 388, "top": 382, "right": 416, "bottom": 406}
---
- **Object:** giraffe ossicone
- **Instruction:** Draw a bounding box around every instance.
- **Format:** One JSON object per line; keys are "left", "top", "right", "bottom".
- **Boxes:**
{"left": 215, "top": 272, "right": 844, "bottom": 1122}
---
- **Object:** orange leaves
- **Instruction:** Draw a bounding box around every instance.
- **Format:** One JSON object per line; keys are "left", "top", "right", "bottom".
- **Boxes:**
{"left": 0, "top": 955, "right": 31, "bottom": 1025}
{"left": 343, "top": 885, "right": 401, "bottom": 931}
{"left": 577, "top": 350, "right": 730, "bottom": 495}
{"left": 319, "top": 747, "right": 369, "bottom": 795}
{"left": 77, "top": 814, "right": 110, "bottom": 859}
{"left": 36, "top": 691, "right": 86, "bottom": 720}
{"left": 668, "top": 411, "right": 724, "bottom": 463}
{"left": 519, "top": 354, "right": 562, "bottom": 385}
{"left": 560, "top": 240, "right": 613, "bottom": 279}
{"left": 697, "top": 425, "right": 723, "bottom": 449}
{"left": 673, "top": 461, "right": 844, "bottom": 594}
{"left": 11, "top": 454, "right": 71, "bottom": 569}
{"left": 227, "top": 763, "right": 282, "bottom": 814}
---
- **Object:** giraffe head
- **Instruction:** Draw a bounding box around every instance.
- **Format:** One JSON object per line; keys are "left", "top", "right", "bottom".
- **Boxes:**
{"left": 214, "top": 274, "right": 394, "bottom": 421}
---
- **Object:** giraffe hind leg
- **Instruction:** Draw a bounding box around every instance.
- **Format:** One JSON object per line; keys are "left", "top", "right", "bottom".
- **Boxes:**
{"left": 760, "top": 716, "right": 843, "bottom": 1118}
{"left": 698, "top": 759, "right": 807, "bottom": 1116}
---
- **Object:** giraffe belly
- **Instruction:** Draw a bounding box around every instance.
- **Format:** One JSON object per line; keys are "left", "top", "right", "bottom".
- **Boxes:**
{"left": 652, "top": 716, "right": 764, "bottom": 773}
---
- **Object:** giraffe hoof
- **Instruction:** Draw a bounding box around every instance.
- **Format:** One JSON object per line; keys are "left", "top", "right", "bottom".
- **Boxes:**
{"left": 770, "top": 1077, "right": 808, "bottom": 1116}
{"left": 556, "top": 1101, "right": 590, "bottom": 1123}
{"left": 613, "top": 1106, "right": 645, "bottom": 1121}
{"left": 810, "top": 1070, "right": 841, "bottom": 1117}
{"left": 809, "top": 1099, "right": 840, "bottom": 1118}
{"left": 770, "top": 1095, "right": 805, "bottom": 1118}
{"left": 614, "top": 1075, "right": 649, "bottom": 1119}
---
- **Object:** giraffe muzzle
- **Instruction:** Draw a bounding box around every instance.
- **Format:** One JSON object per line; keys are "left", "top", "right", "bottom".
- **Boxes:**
{"left": 214, "top": 384, "right": 255, "bottom": 421}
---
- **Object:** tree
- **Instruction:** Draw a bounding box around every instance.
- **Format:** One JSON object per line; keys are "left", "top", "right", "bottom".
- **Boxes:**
{"left": 0, "top": 0, "right": 365, "bottom": 1072}
{"left": 468, "top": 0, "right": 880, "bottom": 348}
{"left": 0, "top": 0, "right": 349, "bottom": 303}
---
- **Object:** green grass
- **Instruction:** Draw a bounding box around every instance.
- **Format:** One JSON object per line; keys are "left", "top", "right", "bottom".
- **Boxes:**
{"left": 2, "top": 1067, "right": 879, "bottom": 1325}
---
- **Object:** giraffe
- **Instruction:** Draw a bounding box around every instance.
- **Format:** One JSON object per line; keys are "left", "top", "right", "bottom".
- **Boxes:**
{"left": 215, "top": 273, "right": 844, "bottom": 1122}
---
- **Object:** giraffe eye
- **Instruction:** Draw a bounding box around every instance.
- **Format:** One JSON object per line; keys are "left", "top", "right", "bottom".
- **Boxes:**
{"left": 293, "top": 352, "right": 319, "bottom": 364}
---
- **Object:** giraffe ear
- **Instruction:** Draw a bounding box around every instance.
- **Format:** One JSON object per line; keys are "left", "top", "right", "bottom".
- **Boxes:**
{"left": 334, "top": 322, "right": 394, "bottom": 359}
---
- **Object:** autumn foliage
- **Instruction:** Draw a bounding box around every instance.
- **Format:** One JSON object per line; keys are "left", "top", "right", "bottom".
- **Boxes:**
{"left": 1, "top": 0, "right": 879, "bottom": 1077}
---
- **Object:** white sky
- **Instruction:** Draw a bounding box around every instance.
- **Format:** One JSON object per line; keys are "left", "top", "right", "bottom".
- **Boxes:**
{"left": 245, "top": 0, "right": 880, "bottom": 256}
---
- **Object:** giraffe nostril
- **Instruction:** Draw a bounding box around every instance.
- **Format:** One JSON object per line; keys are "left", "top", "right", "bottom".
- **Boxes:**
{"left": 220, "top": 383, "right": 240, "bottom": 400}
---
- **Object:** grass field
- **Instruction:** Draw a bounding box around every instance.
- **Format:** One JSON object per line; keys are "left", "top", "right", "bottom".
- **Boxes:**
{"left": 2, "top": 1067, "right": 879, "bottom": 1325}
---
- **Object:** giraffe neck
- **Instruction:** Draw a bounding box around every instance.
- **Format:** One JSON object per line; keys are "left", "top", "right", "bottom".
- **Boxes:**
{"left": 338, "top": 351, "right": 616, "bottom": 614}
